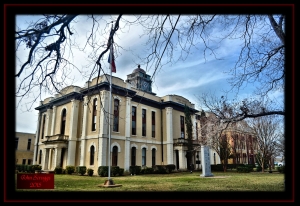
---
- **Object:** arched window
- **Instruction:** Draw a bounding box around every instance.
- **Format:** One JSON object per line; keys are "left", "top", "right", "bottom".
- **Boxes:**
{"left": 112, "top": 146, "right": 118, "bottom": 166}
{"left": 39, "top": 150, "right": 42, "bottom": 164}
{"left": 90, "top": 145, "right": 95, "bottom": 165}
{"left": 113, "top": 99, "right": 119, "bottom": 132}
{"left": 131, "top": 147, "right": 136, "bottom": 166}
{"left": 180, "top": 116, "right": 185, "bottom": 138}
{"left": 142, "top": 148, "right": 146, "bottom": 166}
{"left": 152, "top": 148, "right": 156, "bottom": 166}
{"left": 92, "top": 98, "right": 97, "bottom": 131}
{"left": 60, "top": 109, "right": 66, "bottom": 134}
{"left": 41, "top": 114, "right": 46, "bottom": 139}
{"left": 132, "top": 106, "right": 136, "bottom": 135}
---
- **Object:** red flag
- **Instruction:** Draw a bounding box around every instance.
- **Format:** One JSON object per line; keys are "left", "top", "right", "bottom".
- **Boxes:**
{"left": 108, "top": 46, "right": 116, "bottom": 73}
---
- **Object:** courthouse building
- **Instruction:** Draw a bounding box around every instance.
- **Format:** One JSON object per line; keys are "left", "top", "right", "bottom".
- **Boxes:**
{"left": 33, "top": 65, "right": 221, "bottom": 172}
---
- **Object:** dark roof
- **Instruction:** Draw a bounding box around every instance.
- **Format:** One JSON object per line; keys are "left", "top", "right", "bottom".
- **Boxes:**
{"left": 132, "top": 64, "right": 145, "bottom": 74}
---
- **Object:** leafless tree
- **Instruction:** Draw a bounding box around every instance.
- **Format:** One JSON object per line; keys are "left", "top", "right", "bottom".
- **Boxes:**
{"left": 198, "top": 111, "right": 232, "bottom": 172}
{"left": 15, "top": 14, "right": 286, "bottom": 123}
{"left": 246, "top": 115, "right": 283, "bottom": 172}
{"left": 276, "top": 133, "right": 285, "bottom": 162}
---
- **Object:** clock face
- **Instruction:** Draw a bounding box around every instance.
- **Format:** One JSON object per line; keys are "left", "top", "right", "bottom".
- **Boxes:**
{"left": 142, "top": 81, "right": 149, "bottom": 91}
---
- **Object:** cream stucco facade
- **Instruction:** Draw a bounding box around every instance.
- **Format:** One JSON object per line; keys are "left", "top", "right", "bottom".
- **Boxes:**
{"left": 33, "top": 66, "right": 221, "bottom": 172}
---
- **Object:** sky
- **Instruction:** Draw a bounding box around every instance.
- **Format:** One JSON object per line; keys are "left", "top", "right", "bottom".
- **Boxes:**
{"left": 15, "top": 14, "right": 285, "bottom": 134}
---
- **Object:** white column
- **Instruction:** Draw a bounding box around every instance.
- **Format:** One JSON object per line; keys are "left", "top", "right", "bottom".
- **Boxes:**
{"left": 48, "top": 149, "right": 52, "bottom": 170}
{"left": 125, "top": 97, "right": 131, "bottom": 137}
{"left": 192, "top": 114, "right": 196, "bottom": 140}
{"left": 44, "top": 109, "right": 52, "bottom": 137}
{"left": 179, "top": 148, "right": 186, "bottom": 169}
{"left": 124, "top": 97, "right": 131, "bottom": 171}
{"left": 80, "top": 96, "right": 88, "bottom": 166}
{"left": 33, "top": 113, "right": 41, "bottom": 165}
{"left": 98, "top": 91, "right": 109, "bottom": 166}
{"left": 67, "top": 99, "right": 79, "bottom": 166}
{"left": 98, "top": 138, "right": 107, "bottom": 166}
{"left": 166, "top": 107, "right": 173, "bottom": 164}
{"left": 50, "top": 106, "right": 57, "bottom": 135}
{"left": 55, "top": 147, "right": 62, "bottom": 167}
{"left": 43, "top": 148, "right": 49, "bottom": 170}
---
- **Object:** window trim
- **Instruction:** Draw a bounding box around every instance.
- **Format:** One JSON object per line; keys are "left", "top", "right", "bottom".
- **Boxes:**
{"left": 60, "top": 109, "right": 66, "bottom": 135}
{"left": 113, "top": 99, "right": 119, "bottom": 132}
{"left": 151, "top": 111, "right": 155, "bottom": 138}
{"left": 90, "top": 145, "right": 95, "bottom": 165}
{"left": 132, "top": 106, "right": 137, "bottom": 135}
{"left": 142, "top": 109, "right": 146, "bottom": 136}
{"left": 142, "top": 147, "right": 146, "bottom": 166}
{"left": 92, "top": 98, "right": 97, "bottom": 131}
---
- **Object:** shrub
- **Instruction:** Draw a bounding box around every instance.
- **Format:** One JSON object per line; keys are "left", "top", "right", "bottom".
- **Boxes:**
{"left": 236, "top": 166, "right": 253, "bottom": 173}
{"left": 25, "top": 165, "right": 33, "bottom": 173}
{"left": 277, "top": 166, "right": 285, "bottom": 173}
{"left": 140, "top": 166, "right": 154, "bottom": 174}
{"left": 98, "top": 166, "right": 108, "bottom": 177}
{"left": 54, "top": 167, "right": 63, "bottom": 174}
{"left": 129, "top": 166, "right": 141, "bottom": 175}
{"left": 211, "top": 164, "right": 223, "bottom": 171}
{"left": 87, "top": 168, "right": 94, "bottom": 176}
{"left": 152, "top": 165, "right": 167, "bottom": 174}
{"left": 15, "top": 164, "right": 22, "bottom": 172}
{"left": 166, "top": 164, "right": 175, "bottom": 173}
{"left": 118, "top": 168, "right": 124, "bottom": 176}
{"left": 16, "top": 164, "right": 26, "bottom": 172}
{"left": 111, "top": 166, "right": 120, "bottom": 176}
{"left": 145, "top": 167, "right": 154, "bottom": 174}
{"left": 32, "top": 164, "right": 42, "bottom": 172}
{"left": 66, "top": 165, "right": 75, "bottom": 174}
{"left": 76, "top": 166, "right": 87, "bottom": 175}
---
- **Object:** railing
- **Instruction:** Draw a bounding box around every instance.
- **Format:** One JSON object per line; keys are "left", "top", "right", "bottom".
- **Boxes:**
{"left": 173, "top": 138, "right": 200, "bottom": 146}
{"left": 44, "top": 134, "right": 69, "bottom": 142}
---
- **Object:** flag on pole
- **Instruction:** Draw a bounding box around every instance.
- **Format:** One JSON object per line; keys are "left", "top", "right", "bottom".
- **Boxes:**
{"left": 107, "top": 29, "right": 116, "bottom": 73}
{"left": 108, "top": 47, "right": 116, "bottom": 73}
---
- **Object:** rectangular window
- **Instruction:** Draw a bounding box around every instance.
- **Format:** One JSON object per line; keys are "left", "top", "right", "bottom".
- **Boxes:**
{"left": 28, "top": 159, "right": 32, "bottom": 165}
{"left": 27, "top": 139, "right": 31, "bottom": 150}
{"left": 132, "top": 106, "right": 136, "bottom": 135}
{"left": 152, "top": 111, "right": 155, "bottom": 138}
{"left": 92, "top": 99, "right": 97, "bottom": 131}
{"left": 15, "top": 137, "right": 19, "bottom": 150}
{"left": 22, "top": 159, "right": 26, "bottom": 165}
{"left": 180, "top": 116, "right": 185, "bottom": 138}
{"left": 142, "top": 109, "right": 146, "bottom": 136}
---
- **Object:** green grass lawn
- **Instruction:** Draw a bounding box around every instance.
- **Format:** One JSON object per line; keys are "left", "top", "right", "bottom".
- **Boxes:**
{"left": 15, "top": 170, "right": 285, "bottom": 192}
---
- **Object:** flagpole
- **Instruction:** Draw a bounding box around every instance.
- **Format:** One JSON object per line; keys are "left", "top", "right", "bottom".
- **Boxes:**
{"left": 108, "top": 23, "right": 113, "bottom": 182}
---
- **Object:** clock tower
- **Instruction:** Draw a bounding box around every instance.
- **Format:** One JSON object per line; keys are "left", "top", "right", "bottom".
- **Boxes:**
{"left": 126, "top": 65, "right": 156, "bottom": 95}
